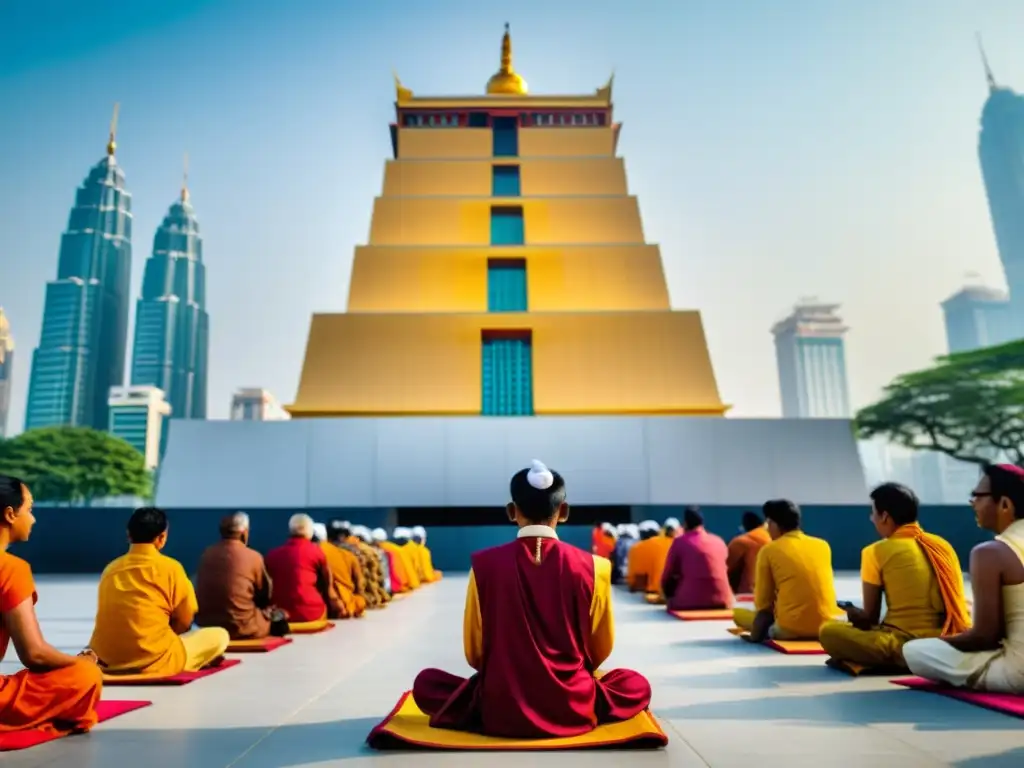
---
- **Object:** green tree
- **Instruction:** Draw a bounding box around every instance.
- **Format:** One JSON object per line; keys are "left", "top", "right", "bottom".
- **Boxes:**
{"left": 855, "top": 338, "right": 1024, "bottom": 467}
{"left": 0, "top": 426, "right": 152, "bottom": 503}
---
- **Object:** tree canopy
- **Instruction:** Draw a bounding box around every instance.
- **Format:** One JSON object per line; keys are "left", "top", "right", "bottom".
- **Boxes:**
{"left": 855, "top": 338, "right": 1024, "bottom": 467}
{"left": 0, "top": 426, "right": 152, "bottom": 503}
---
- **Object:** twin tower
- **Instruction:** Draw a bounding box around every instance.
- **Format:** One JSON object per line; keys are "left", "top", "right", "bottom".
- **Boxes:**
{"left": 288, "top": 26, "right": 725, "bottom": 419}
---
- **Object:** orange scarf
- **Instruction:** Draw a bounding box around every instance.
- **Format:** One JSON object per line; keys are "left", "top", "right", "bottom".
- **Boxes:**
{"left": 891, "top": 522, "right": 971, "bottom": 635}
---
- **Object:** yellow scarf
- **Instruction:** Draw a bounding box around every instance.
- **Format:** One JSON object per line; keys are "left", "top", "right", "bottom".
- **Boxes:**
{"left": 891, "top": 522, "right": 971, "bottom": 635}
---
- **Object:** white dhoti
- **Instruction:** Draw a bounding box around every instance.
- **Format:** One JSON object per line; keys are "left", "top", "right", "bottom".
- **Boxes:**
{"left": 903, "top": 638, "right": 1024, "bottom": 694}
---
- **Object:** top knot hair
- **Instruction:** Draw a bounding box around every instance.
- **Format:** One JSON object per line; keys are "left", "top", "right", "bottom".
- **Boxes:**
{"left": 510, "top": 459, "right": 567, "bottom": 524}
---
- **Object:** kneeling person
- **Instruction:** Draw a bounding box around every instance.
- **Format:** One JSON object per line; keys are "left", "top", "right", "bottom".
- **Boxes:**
{"left": 0, "top": 475, "right": 103, "bottom": 737}
{"left": 89, "top": 507, "right": 229, "bottom": 677}
{"left": 733, "top": 499, "right": 837, "bottom": 642}
{"left": 820, "top": 483, "right": 969, "bottom": 670}
{"left": 412, "top": 460, "right": 652, "bottom": 739}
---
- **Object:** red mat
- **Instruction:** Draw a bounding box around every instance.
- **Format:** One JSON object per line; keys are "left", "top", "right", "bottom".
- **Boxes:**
{"left": 892, "top": 677, "right": 1024, "bottom": 719}
{"left": 102, "top": 658, "right": 241, "bottom": 686}
{"left": 0, "top": 700, "right": 152, "bottom": 752}
{"left": 227, "top": 637, "right": 293, "bottom": 653}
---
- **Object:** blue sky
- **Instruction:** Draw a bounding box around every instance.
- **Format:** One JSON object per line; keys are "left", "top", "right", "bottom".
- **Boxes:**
{"left": 1, "top": 0, "right": 1023, "bottom": 428}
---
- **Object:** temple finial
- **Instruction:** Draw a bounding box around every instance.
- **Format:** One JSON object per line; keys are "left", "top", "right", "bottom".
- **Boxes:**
{"left": 977, "top": 33, "right": 996, "bottom": 91}
{"left": 181, "top": 151, "right": 189, "bottom": 203}
{"left": 501, "top": 22, "right": 512, "bottom": 73}
{"left": 107, "top": 102, "right": 119, "bottom": 156}
{"left": 393, "top": 70, "right": 412, "bottom": 102}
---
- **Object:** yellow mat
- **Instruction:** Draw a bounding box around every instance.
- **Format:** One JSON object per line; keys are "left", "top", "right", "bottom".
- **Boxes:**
{"left": 644, "top": 593, "right": 665, "bottom": 605}
{"left": 366, "top": 691, "right": 668, "bottom": 751}
{"left": 727, "top": 628, "right": 826, "bottom": 655}
{"left": 288, "top": 619, "right": 335, "bottom": 634}
{"left": 670, "top": 609, "right": 734, "bottom": 621}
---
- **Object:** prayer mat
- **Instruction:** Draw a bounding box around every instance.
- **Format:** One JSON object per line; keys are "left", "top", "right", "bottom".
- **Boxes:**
{"left": 825, "top": 658, "right": 905, "bottom": 677}
{"left": 670, "top": 609, "right": 734, "bottom": 621}
{"left": 366, "top": 691, "right": 668, "bottom": 751}
{"left": 0, "top": 700, "right": 152, "bottom": 752}
{"left": 288, "top": 619, "right": 335, "bottom": 634}
{"left": 227, "top": 637, "right": 293, "bottom": 653}
{"left": 102, "top": 658, "right": 241, "bottom": 686}
{"left": 727, "top": 628, "right": 826, "bottom": 654}
{"left": 643, "top": 593, "right": 665, "bottom": 605}
{"left": 892, "top": 677, "right": 1024, "bottom": 719}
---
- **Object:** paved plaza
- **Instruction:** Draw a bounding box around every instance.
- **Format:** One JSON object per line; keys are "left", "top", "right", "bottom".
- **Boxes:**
{"left": 3, "top": 573, "right": 1022, "bottom": 767}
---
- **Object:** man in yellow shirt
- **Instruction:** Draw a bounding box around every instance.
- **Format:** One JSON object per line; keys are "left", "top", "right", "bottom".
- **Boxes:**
{"left": 88, "top": 508, "right": 229, "bottom": 678}
{"left": 820, "top": 483, "right": 970, "bottom": 669}
{"left": 733, "top": 499, "right": 837, "bottom": 641}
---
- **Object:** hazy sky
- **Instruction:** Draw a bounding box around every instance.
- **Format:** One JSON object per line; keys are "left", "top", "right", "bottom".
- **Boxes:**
{"left": 2, "top": 0, "right": 1023, "bottom": 430}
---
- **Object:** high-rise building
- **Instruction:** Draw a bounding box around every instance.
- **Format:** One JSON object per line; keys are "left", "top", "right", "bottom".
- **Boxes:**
{"left": 108, "top": 385, "right": 171, "bottom": 470}
{"left": 977, "top": 42, "right": 1024, "bottom": 337}
{"left": 941, "top": 285, "right": 1011, "bottom": 353}
{"left": 24, "top": 107, "right": 133, "bottom": 432}
{"left": 772, "top": 301, "right": 851, "bottom": 418}
{"left": 130, "top": 159, "right": 208, "bottom": 422}
{"left": 230, "top": 388, "right": 290, "bottom": 421}
{"left": 0, "top": 308, "right": 14, "bottom": 437}
{"left": 287, "top": 24, "right": 725, "bottom": 419}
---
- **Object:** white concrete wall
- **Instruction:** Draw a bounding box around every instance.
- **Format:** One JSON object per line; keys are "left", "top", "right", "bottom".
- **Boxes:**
{"left": 156, "top": 416, "right": 867, "bottom": 508}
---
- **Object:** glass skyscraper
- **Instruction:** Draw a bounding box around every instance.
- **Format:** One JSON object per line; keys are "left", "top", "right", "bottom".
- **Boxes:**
{"left": 772, "top": 302, "right": 851, "bottom": 419}
{"left": 129, "top": 179, "right": 208, "bottom": 421}
{"left": 24, "top": 118, "right": 133, "bottom": 431}
{"left": 978, "top": 50, "right": 1024, "bottom": 337}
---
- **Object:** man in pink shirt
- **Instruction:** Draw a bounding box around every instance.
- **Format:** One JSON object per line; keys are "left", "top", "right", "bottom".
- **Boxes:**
{"left": 661, "top": 507, "right": 733, "bottom": 611}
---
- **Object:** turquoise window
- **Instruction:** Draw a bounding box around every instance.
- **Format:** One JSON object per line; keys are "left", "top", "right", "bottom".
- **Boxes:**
{"left": 493, "top": 116, "right": 518, "bottom": 157}
{"left": 490, "top": 206, "right": 524, "bottom": 245}
{"left": 492, "top": 165, "right": 521, "bottom": 196}
{"left": 487, "top": 259, "right": 527, "bottom": 312}
{"left": 481, "top": 332, "right": 534, "bottom": 415}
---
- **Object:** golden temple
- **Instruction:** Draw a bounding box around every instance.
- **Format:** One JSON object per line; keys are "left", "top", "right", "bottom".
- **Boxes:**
{"left": 288, "top": 25, "right": 725, "bottom": 418}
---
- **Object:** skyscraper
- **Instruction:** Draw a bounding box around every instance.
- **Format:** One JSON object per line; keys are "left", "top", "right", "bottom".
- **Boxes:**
{"left": 977, "top": 42, "right": 1024, "bottom": 337}
{"left": 0, "top": 308, "right": 14, "bottom": 438}
{"left": 230, "top": 388, "right": 290, "bottom": 421}
{"left": 287, "top": 24, "right": 724, "bottom": 419}
{"left": 941, "top": 284, "right": 1011, "bottom": 353}
{"left": 24, "top": 107, "right": 133, "bottom": 432}
{"left": 129, "top": 159, "right": 208, "bottom": 422}
{"left": 108, "top": 385, "right": 171, "bottom": 470}
{"left": 772, "top": 301, "right": 851, "bottom": 418}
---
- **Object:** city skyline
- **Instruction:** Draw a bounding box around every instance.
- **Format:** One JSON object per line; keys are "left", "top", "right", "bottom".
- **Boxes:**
{"left": 2, "top": 1, "right": 1024, "bottom": 432}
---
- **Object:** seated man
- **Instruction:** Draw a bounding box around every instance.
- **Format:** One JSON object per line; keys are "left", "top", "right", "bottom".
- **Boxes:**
{"left": 411, "top": 526, "right": 443, "bottom": 582}
{"left": 412, "top": 460, "right": 651, "bottom": 739}
{"left": 820, "top": 483, "right": 969, "bottom": 669}
{"left": 265, "top": 514, "right": 344, "bottom": 622}
{"left": 351, "top": 525, "right": 391, "bottom": 606}
{"left": 644, "top": 517, "right": 680, "bottom": 604}
{"left": 727, "top": 511, "right": 771, "bottom": 594}
{"left": 661, "top": 507, "right": 733, "bottom": 611}
{"left": 626, "top": 521, "right": 660, "bottom": 592}
{"left": 367, "top": 528, "right": 393, "bottom": 597}
{"left": 594, "top": 523, "right": 617, "bottom": 560}
{"left": 904, "top": 464, "right": 1024, "bottom": 693}
{"left": 612, "top": 524, "right": 638, "bottom": 584}
{"left": 195, "top": 512, "right": 287, "bottom": 639}
{"left": 0, "top": 475, "right": 103, "bottom": 738}
{"left": 376, "top": 528, "right": 412, "bottom": 593}
{"left": 392, "top": 527, "right": 423, "bottom": 590}
{"left": 89, "top": 507, "right": 229, "bottom": 676}
{"left": 733, "top": 499, "right": 837, "bottom": 642}
{"left": 322, "top": 521, "right": 367, "bottom": 617}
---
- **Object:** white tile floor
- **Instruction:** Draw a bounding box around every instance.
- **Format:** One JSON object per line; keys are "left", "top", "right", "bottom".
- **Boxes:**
{"left": 3, "top": 574, "right": 1023, "bottom": 767}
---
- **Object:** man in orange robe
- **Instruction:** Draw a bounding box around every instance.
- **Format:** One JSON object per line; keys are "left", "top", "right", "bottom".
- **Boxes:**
{"left": 626, "top": 520, "right": 660, "bottom": 592}
{"left": 376, "top": 529, "right": 412, "bottom": 593}
{"left": 411, "top": 526, "right": 443, "bottom": 582}
{"left": 0, "top": 475, "right": 103, "bottom": 738}
{"left": 644, "top": 517, "right": 680, "bottom": 604}
{"left": 727, "top": 511, "right": 772, "bottom": 594}
{"left": 316, "top": 523, "right": 366, "bottom": 619}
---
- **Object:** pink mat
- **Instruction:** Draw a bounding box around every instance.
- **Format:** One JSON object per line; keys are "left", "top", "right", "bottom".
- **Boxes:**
{"left": 0, "top": 700, "right": 152, "bottom": 751}
{"left": 892, "top": 677, "right": 1024, "bottom": 719}
{"left": 102, "top": 658, "right": 241, "bottom": 686}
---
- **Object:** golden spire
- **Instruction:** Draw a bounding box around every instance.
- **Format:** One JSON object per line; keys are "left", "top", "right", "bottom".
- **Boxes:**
{"left": 393, "top": 70, "right": 413, "bottom": 103}
{"left": 106, "top": 102, "right": 119, "bottom": 156}
{"left": 486, "top": 22, "right": 528, "bottom": 96}
{"left": 181, "top": 151, "right": 189, "bottom": 203}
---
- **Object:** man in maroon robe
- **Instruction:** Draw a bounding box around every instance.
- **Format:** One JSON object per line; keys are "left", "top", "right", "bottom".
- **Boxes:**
{"left": 264, "top": 514, "right": 342, "bottom": 622}
{"left": 411, "top": 460, "right": 652, "bottom": 739}
{"left": 661, "top": 506, "right": 734, "bottom": 612}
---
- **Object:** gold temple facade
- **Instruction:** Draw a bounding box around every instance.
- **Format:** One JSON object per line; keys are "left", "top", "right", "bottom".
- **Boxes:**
{"left": 289, "top": 25, "right": 726, "bottom": 418}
